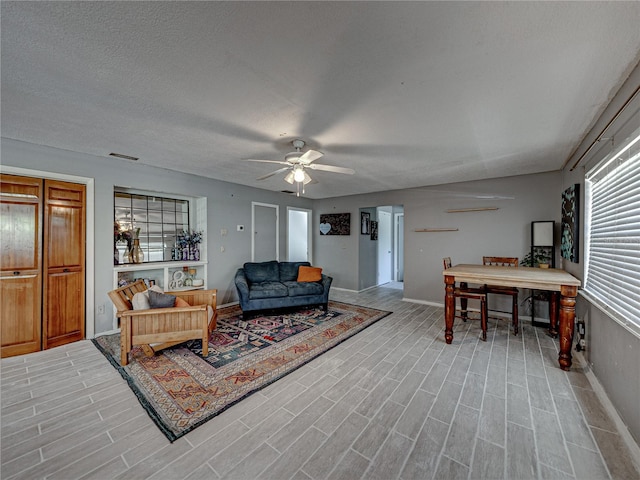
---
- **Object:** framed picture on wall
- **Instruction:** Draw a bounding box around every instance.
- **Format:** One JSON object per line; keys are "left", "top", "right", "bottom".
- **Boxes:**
{"left": 360, "top": 212, "right": 370, "bottom": 234}
{"left": 561, "top": 184, "right": 580, "bottom": 262}
{"left": 319, "top": 213, "right": 351, "bottom": 235}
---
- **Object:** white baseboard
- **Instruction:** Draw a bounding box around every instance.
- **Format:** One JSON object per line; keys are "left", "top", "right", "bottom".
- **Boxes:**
{"left": 402, "top": 297, "right": 443, "bottom": 307}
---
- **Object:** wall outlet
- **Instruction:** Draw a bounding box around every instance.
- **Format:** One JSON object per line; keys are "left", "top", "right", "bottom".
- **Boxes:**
{"left": 97, "top": 304, "right": 105, "bottom": 315}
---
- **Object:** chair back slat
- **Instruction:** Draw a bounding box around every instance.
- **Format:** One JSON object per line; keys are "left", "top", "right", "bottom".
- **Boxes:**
{"left": 443, "top": 257, "right": 452, "bottom": 269}
{"left": 483, "top": 256, "right": 518, "bottom": 267}
{"left": 107, "top": 279, "right": 148, "bottom": 314}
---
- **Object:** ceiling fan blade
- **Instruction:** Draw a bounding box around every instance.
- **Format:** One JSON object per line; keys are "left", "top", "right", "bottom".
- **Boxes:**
{"left": 246, "top": 159, "right": 290, "bottom": 166}
{"left": 298, "top": 149, "right": 323, "bottom": 164}
{"left": 308, "top": 163, "right": 355, "bottom": 175}
{"left": 256, "top": 167, "right": 291, "bottom": 181}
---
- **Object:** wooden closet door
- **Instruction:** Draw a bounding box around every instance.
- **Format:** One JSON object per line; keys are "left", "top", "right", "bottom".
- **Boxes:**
{"left": 43, "top": 180, "right": 86, "bottom": 349}
{"left": 1, "top": 175, "right": 43, "bottom": 357}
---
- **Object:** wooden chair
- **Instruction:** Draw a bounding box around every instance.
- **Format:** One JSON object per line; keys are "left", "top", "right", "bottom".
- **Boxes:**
{"left": 482, "top": 256, "right": 519, "bottom": 335}
{"left": 108, "top": 280, "right": 218, "bottom": 366}
{"left": 443, "top": 257, "right": 488, "bottom": 341}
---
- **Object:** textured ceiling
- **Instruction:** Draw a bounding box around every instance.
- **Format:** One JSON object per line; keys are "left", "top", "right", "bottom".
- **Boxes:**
{"left": 2, "top": 2, "right": 640, "bottom": 198}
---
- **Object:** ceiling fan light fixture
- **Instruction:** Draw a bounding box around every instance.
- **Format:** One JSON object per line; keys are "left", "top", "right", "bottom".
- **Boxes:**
{"left": 293, "top": 167, "right": 306, "bottom": 183}
{"left": 284, "top": 171, "right": 295, "bottom": 184}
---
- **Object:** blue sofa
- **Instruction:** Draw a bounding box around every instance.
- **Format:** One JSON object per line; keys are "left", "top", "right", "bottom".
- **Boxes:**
{"left": 234, "top": 261, "right": 332, "bottom": 318}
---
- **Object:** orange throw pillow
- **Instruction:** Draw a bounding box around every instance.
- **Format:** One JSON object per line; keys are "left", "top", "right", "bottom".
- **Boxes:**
{"left": 174, "top": 297, "right": 190, "bottom": 307}
{"left": 297, "top": 266, "right": 323, "bottom": 282}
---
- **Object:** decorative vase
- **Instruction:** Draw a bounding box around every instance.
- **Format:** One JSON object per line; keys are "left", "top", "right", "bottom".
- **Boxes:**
{"left": 114, "top": 245, "right": 120, "bottom": 265}
{"left": 129, "top": 238, "right": 144, "bottom": 264}
{"left": 116, "top": 241, "right": 128, "bottom": 264}
{"left": 182, "top": 246, "right": 189, "bottom": 261}
{"left": 192, "top": 244, "right": 200, "bottom": 261}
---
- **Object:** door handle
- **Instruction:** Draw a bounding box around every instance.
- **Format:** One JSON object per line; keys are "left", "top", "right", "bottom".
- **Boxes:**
{"left": 14, "top": 271, "right": 20, "bottom": 275}
{"left": 63, "top": 268, "right": 70, "bottom": 272}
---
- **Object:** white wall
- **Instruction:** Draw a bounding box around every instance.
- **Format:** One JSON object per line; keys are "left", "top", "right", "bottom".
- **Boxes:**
{"left": 562, "top": 62, "right": 640, "bottom": 445}
{"left": 1, "top": 138, "right": 313, "bottom": 335}
{"left": 314, "top": 171, "right": 562, "bottom": 303}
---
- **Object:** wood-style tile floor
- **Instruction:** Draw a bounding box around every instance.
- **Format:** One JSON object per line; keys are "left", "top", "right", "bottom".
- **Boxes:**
{"left": 2, "top": 285, "right": 639, "bottom": 479}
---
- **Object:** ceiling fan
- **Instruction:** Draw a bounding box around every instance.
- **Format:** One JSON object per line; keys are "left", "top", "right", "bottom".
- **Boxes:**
{"left": 246, "top": 140, "right": 355, "bottom": 195}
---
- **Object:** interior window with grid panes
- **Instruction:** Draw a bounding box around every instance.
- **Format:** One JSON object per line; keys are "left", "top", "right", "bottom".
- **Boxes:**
{"left": 115, "top": 192, "right": 190, "bottom": 262}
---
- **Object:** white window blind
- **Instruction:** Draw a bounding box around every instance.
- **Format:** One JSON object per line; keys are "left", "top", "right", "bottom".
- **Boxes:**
{"left": 584, "top": 126, "right": 640, "bottom": 328}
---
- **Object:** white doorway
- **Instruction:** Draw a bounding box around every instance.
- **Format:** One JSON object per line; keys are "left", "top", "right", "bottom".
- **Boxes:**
{"left": 377, "top": 209, "right": 392, "bottom": 285}
{"left": 252, "top": 202, "right": 279, "bottom": 262}
{"left": 287, "top": 207, "right": 312, "bottom": 263}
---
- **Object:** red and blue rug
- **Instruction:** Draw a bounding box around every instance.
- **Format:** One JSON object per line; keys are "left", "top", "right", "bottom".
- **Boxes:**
{"left": 93, "top": 301, "right": 390, "bottom": 442}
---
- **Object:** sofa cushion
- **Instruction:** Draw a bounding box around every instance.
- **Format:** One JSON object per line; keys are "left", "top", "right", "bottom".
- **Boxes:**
{"left": 244, "top": 260, "right": 280, "bottom": 284}
{"left": 248, "top": 281, "right": 289, "bottom": 299}
{"left": 284, "top": 281, "right": 324, "bottom": 297}
{"left": 297, "top": 266, "right": 322, "bottom": 282}
{"left": 279, "top": 261, "right": 311, "bottom": 282}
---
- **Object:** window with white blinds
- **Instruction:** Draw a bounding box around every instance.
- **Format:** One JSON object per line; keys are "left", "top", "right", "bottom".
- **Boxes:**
{"left": 584, "top": 126, "right": 640, "bottom": 329}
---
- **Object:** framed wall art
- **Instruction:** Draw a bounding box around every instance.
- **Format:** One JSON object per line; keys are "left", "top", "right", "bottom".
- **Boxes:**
{"left": 319, "top": 213, "right": 351, "bottom": 235}
{"left": 360, "top": 212, "right": 370, "bottom": 235}
{"left": 561, "top": 184, "right": 580, "bottom": 262}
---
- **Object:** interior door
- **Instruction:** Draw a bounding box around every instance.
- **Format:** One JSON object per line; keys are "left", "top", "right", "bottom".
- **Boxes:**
{"left": 377, "top": 209, "right": 392, "bottom": 285}
{"left": 43, "top": 180, "right": 86, "bottom": 349}
{"left": 0, "top": 175, "right": 43, "bottom": 357}
{"left": 252, "top": 202, "right": 279, "bottom": 262}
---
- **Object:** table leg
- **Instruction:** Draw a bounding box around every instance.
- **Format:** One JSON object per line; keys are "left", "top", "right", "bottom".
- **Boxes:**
{"left": 445, "top": 275, "right": 455, "bottom": 344}
{"left": 558, "top": 285, "right": 578, "bottom": 371}
{"left": 548, "top": 291, "right": 559, "bottom": 338}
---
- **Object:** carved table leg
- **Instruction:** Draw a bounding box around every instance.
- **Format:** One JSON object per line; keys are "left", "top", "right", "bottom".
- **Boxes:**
{"left": 558, "top": 285, "right": 578, "bottom": 371}
{"left": 445, "top": 275, "right": 455, "bottom": 344}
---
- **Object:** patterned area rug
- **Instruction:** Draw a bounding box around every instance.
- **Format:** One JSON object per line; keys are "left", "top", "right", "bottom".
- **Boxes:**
{"left": 93, "top": 301, "right": 390, "bottom": 442}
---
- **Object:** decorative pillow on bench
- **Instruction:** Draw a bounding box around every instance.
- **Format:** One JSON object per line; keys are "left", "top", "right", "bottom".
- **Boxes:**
{"left": 148, "top": 289, "right": 176, "bottom": 308}
{"left": 297, "top": 266, "right": 323, "bottom": 282}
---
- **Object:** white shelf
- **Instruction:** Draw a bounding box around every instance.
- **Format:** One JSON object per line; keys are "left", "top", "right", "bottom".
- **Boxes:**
{"left": 114, "top": 260, "right": 205, "bottom": 272}
{"left": 114, "top": 261, "right": 207, "bottom": 291}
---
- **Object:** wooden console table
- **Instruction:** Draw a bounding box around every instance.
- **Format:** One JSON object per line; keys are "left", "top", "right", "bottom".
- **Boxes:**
{"left": 443, "top": 264, "right": 581, "bottom": 370}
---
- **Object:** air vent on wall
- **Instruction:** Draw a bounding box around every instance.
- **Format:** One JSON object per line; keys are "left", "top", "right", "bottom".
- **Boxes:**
{"left": 109, "top": 152, "right": 139, "bottom": 161}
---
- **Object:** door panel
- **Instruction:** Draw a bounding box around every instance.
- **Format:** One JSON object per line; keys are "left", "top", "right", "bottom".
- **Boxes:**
{"left": 43, "top": 180, "right": 85, "bottom": 349}
{"left": 45, "top": 270, "right": 84, "bottom": 348}
{"left": 253, "top": 203, "right": 278, "bottom": 262}
{"left": 0, "top": 175, "right": 43, "bottom": 357}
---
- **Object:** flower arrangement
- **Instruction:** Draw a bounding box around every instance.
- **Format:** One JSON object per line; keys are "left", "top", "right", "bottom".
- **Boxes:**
{"left": 177, "top": 229, "right": 203, "bottom": 261}
{"left": 114, "top": 221, "right": 132, "bottom": 245}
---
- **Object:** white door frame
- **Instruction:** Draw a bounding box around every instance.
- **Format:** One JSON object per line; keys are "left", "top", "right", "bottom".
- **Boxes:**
{"left": 286, "top": 206, "right": 312, "bottom": 263}
{"left": 0, "top": 165, "right": 95, "bottom": 339}
{"left": 394, "top": 212, "right": 404, "bottom": 282}
{"left": 251, "top": 201, "right": 279, "bottom": 262}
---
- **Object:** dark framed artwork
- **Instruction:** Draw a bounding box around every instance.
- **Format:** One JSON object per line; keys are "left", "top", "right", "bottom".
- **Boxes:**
{"left": 319, "top": 213, "right": 351, "bottom": 235}
{"left": 561, "top": 184, "right": 580, "bottom": 262}
{"left": 360, "top": 212, "right": 370, "bottom": 235}
{"left": 370, "top": 220, "right": 378, "bottom": 240}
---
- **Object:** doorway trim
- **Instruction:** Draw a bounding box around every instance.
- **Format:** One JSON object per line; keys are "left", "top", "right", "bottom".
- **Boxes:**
{"left": 0, "top": 165, "right": 95, "bottom": 339}
{"left": 251, "top": 202, "right": 279, "bottom": 262}
{"left": 394, "top": 212, "right": 404, "bottom": 282}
